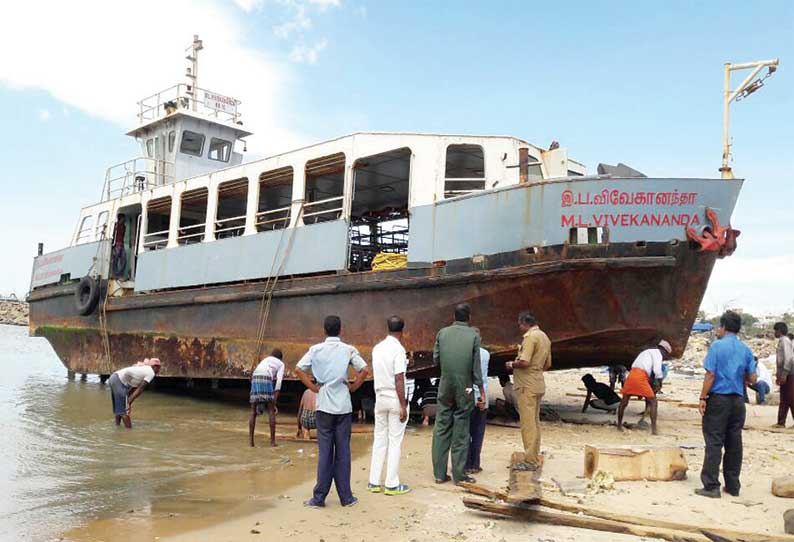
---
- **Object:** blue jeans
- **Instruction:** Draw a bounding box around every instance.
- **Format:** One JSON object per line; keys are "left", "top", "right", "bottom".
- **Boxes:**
{"left": 465, "top": 409, "right": 487, "bottom": 470}
{"left": 750, "top": 381, "right": 770, "bottom": 404}
{"left": 309, "top": 411, "right": 354, "bottom": 505}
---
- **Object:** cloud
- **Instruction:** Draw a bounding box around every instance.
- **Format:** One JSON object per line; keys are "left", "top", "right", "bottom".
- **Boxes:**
{"left": 273, "top": 5, "right": 313, "bottom": 39}
{"left": 289, "top": 39, "right": 328, "bottom": 64}
{"left": 37, "top": 109, "right": 50, "bottom": 122}
{"left": 234, "top": 0, "right": 263, "bottom": 12}
{"left": 0, "top": 0, "right": 304, "bottom": 154}
{"left": 309, "top": 0, "right": 341, "bottom": 8}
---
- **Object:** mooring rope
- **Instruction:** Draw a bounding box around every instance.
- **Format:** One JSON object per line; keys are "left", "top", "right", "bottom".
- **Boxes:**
{"left": 252, "top": 203, "right": 305, "bottom": 368}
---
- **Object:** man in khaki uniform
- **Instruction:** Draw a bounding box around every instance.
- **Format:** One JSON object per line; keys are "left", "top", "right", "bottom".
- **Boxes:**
{"left": 505, "top": 312, "right": 551, "bottom": 469}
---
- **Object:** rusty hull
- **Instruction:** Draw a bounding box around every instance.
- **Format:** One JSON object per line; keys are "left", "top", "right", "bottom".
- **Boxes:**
{"left": 28, "top": 241, "right": 715, "bottom": 379}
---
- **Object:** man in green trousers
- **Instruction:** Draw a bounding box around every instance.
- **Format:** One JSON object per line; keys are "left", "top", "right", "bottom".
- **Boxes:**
{"left": 432, "top": 303, "right": 486, "bottom": 485}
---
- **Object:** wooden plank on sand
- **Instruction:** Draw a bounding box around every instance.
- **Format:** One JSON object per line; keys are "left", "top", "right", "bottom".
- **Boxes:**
{"left": 458, "top": 484, "right": 794, "bottom": 542}
{"left": 506, "top": 451, "right": 542, "bottom": 503}
{"left": 463, "top": 497, "right": 710, "bottom": 542}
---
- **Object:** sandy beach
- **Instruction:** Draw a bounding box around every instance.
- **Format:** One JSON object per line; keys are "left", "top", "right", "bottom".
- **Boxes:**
{"left": 60, "top": 369, "right": 792, "bottom": 542}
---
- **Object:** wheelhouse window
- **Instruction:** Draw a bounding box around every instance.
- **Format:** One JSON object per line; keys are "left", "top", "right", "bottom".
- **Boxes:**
{"left": 95, "top": 211, "right": 109, "bottom": 240}
{"left": 146, "top": 138, "right": 154, "bottom": 158}
{"left": 76, "top": 215, "right": 94, "bottom": 244}
{"left": 215, "top": 178, "right": 248, "bottom": 239}
{"left": 144, "top": 197, "right": 171, "bottom": 251}
{"left": 180, "top": 131, "right": 205, "bottom": 157}
{"left": 349, "top": 148, "right": 411, "bottom": 272}
{"left": 168, "top": 130, "right": 176, "bottom": 153}
{"left": 304, "top": 153, "right": 345, "bottom": 224}
{"left": 258, "top": 167, "right": 293, "bottom": 231}
{"left": 178, "top": 188, "right": 208, "bottom": 245}
{"left": 208, "top": 138, "right": 232, "bottom": 162}
{"left": 444, "top": 144, "right": 485, "bottom": 198}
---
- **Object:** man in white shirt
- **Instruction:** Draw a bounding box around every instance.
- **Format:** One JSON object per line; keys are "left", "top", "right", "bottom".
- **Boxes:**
{"left": 465, "top": 347, "right": 490, "bottom": 474}
{"left": 747, "top": 356, "right": 772, "bottom": 405}
{"left": 617, "top": 340, "right": 672, "bottom": 435}
{"left": 249, "top": 349, "right": 286, "bottom": 447}
{"left": 109, "top": 358, "right": 162, "bottom": 428}
{"left": 367, "top": 316, "right": 411, "bottom": 495}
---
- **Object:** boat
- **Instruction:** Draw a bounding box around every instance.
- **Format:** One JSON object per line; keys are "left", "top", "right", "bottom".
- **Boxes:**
{"left": 28, "top": 36, "right": 744, "bottom": 383}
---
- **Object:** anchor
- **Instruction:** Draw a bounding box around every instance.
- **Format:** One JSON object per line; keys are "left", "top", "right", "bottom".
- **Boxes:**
{"left": 686, "top": 207, "right": 740, "bottom": 258}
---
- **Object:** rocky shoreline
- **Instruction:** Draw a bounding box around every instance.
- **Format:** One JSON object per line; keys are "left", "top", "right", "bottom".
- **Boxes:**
{"left": 0, "top": 300, "right": 29, "bottom": 326}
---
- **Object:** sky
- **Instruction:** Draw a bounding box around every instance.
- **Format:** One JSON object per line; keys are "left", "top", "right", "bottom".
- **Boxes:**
{"left": 0, "top": 0, "right": 792, "bottom": 314}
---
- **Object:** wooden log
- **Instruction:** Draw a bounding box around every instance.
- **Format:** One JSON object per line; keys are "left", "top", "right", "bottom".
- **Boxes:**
{"left": 584, "top": 444, "right": 688, "bottom": 481}
{"left": 458, "top": 484, "right": 793, "bottom": 542}
{"left": 773, "top": 477, "right": 794, "bottom": 498}
{"left": 457, "top": 481, "right": 508, "bottom": 500}
{"left": 506, "top": 451, "right": 542, "bottom": 503}
{"left": 462, "top": 497, "right": 711, "bottom": 542}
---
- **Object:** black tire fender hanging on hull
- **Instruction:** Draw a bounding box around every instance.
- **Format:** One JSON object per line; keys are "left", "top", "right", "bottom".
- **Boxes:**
{"left": 75, "top": 276, "right": 100, "bottom": 315}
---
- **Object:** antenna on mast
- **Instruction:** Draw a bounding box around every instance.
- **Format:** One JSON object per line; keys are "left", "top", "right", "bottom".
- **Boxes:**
{"left": 185, "top": 34, "right": 204, "bottom": 112}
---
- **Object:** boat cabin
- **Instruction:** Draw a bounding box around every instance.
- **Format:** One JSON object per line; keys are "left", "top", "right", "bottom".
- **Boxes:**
{"left": 69, "top": 118, "right": 586, "bottom": 292}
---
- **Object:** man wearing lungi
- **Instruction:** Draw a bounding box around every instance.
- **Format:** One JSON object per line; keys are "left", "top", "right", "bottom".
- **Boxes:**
{"left": 249, "top": 348, "right": 285, "bottom": 447}
{"left": 617, "top": 340, "right": 672, "bottom": 435}
{"left": 108, "top": 358, "right": 162, "bottom": 428}
{"left": 297, "top": 388, "right": 318, "bottom": 439}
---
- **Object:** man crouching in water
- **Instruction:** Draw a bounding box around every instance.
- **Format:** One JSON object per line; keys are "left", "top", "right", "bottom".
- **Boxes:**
{"left": 109, "top": 358, "right": 162, "bottom": 428}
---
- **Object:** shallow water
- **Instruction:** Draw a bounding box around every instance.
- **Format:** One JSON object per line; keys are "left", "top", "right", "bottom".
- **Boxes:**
{"left": 0, "top": 324, "right": 324, "bottom": 541}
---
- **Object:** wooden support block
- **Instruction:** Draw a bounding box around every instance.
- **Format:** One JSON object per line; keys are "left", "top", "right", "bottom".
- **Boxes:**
{"left": 506, "top": 451, "right": 542, "bottom": 503}
{"left": 773, "top": 477, "right": 794, "bottom": 498}
{"left": 584, "top": 445, "right": 688, "bottom": 481}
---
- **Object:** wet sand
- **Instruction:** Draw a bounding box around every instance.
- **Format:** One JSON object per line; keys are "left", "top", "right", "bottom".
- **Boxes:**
{"left": 66, "top": 371, "right": 792, "bottom": 542}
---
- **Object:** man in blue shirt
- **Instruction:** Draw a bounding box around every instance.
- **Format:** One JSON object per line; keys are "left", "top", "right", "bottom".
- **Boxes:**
{"left": 465, "top": 347, "right": 490, "bottom": 474}
{"left": 695, "top": 311, "right": 757, "bottom": 498}
{"left": 296, "top": 315, "right": 369, "bottom": 508}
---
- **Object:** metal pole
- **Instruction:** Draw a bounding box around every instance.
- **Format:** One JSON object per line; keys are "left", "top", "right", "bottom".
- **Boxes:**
{"left": 721, "top": 63, "right": 732, "bottom": 179}
{"left": 192, "top": 35, "right": 199, "bottom": 111}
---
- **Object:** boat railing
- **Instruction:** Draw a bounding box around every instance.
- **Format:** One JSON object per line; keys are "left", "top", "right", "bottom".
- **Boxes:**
{"left": 142, "top": 229, "right": 169, "bottom": 251}
{"left": 137, "top": 84, "right": 241, "bottom": 125}
{"left": 302, "top": 196, "right": 344, "bottom": 224}
{"left": 177, "top": 223, "right": 206, "bottom": 245}
{"left": 255, "top": 205, "right": 292, "bottom": 231}
{"left": 215, "top": 214, "right": 247, "bottom": 238}
{"left": 102, "top": 158, "right": 174, "bottom": 201}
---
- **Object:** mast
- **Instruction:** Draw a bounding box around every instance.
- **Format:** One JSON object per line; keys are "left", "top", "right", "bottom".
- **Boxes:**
{"left": 185, "top": 34, "right": 204, "bottom": 112}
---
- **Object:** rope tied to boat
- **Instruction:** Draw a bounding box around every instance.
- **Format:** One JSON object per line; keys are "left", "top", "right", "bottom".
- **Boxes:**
{"left": 252, "top": 203, "right": 305, "bottom": 369}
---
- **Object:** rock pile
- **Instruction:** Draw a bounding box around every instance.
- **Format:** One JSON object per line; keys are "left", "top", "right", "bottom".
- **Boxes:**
{"left": 0, "top": 300, "right": 28, "bottom": 326}
{"left": 671, "top": 332, "right": 778, "bottom": 376}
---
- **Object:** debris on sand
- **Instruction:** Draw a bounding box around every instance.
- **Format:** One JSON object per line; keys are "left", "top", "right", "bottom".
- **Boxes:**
{"left": 587, "top": 470, "right": 615, "bottom": 493}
